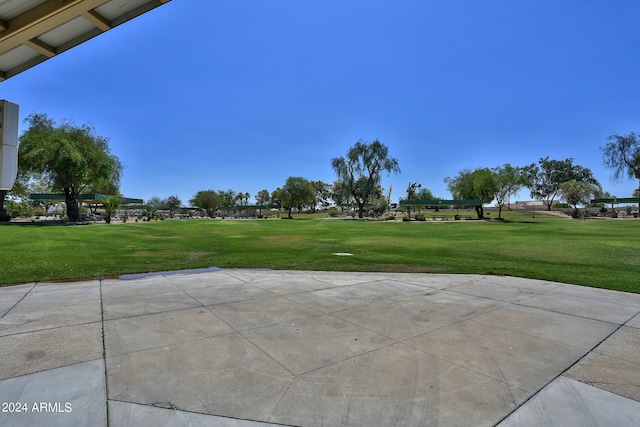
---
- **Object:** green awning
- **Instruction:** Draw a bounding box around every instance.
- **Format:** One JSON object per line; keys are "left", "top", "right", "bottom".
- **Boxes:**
{"left": 591, "top": 198, "right": 640, "bottom": 204}
{"left": 29, "top": 193, "right": 143, "bottom": 204}
{"left": 399, "top": 199, "right": 483, "bottom": 206}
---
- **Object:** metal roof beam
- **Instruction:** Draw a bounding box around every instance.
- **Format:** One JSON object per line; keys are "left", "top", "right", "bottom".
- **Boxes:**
{"left": 25, "top": 37, "right": 56, "bottom": 58}
{"left": 0, "top": 0, "right": 109, "bottom": 53}
{"left": 81, "top": 9, "right": 111, "bottom": 32}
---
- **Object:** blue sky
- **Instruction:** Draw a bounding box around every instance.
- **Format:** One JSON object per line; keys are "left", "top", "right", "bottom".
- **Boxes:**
{"left": 2, "top": 0, "right": 640, "bottom": 204}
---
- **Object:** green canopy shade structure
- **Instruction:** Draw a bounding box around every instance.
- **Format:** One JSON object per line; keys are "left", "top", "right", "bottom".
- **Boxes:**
{"left": 399, "top": 199, "right": 483, "bottom": 206}
{"left": 591, "top": 197, "right": 640, "bottom": 211}
{"left": 30, "top": 193, "right": 143, "bottom": 205}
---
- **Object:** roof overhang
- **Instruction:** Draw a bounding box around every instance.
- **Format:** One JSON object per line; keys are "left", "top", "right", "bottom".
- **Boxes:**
{"left": 591, "top": 198, "right": 640, "bottom": 205}
{"left": 0, "top": 0, "right": 171, "bottom": 82}
{"left": 399, "top": 199, "right": 484, "bottom": 206}
{"left": 30, "top": 193, "right": 143, "bottom": 204}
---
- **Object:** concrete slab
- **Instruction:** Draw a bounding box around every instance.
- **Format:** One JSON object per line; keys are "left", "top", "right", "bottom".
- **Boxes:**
{"left": 168, "top": 275, "right": 276, "bottom": 306}
{"left": 247, "top": 277, "right": 335, "bottom": 295}
{"left": 0, "top": 283, "right": 33, "bottom": 317}
{"left": 332, "top": 300, "right": 460, "bottom": 340}
{"left": 286, "top": 285, "right": 382, "bottom": 313}
{"left": 472, "top": 304, "right": 618, "bottom": 349}
{"left": 241, "top": 314, "right": 393, "bottom": 374}
{"left": 565, "top": 326, "right": 640, "bottom": 400}
{"left": 549, "top": 283, "right": 640, "bottom": 307}
{"left": 0, "top": 359, "right": 106, "bottom": 427}
{"left": 106, "top": 333, "right": 294, "bottom": 420}
{"left": 398, "top": 289, "right": 509, "bottom": 319}
{"left": 628, "top": 312, "right": 640, "bottom": 329}
{"left": 101, "top": 275, "right": 182, "bottom": 296}
{"left": 0, "top": 300, "right": 102, "bottom": 336}
{"left": 108, "top": 400, "right": 280, "bottom": 427}
{"left": 516, "top": 292, "right": 640, "bottom": 324}
{"left": 350, "top": 279, "right": 433, "bottom": 300}
{"left": 0, "top": 322, "right": 103, "bottom": 379}
{"left": 30, "top": 280, "right": 99, "bottom": 293}
{"left": 102, "top": 289, "right": 202, "bottom": 320}
{"left": 405, "top": 320, "right": 586, "bottom": 392}
{"left": 208, "top": 296, "right": 323, "bottom": 331}
{"left": 474, "top": 275, "right": 565, "bottom": 292}
{"left": 497, "top": 376, "right": 640, "bottom": 427}
{"left": 104, "top": 306, "right": 234, "bottom": 356}
{"left": 383, "top": 273, "right": 477, "bottom": 289}
{"left": 14, "top": 283, "right": 100, "bottom": 306}
{"left": 1, "top": 270, "right": 638, "bottom": 426}
{"left": 447, "top": 281, "right": 541, "bottom": 302}
{"left": 269, "top": 343, "right": 528, "bottom": 427}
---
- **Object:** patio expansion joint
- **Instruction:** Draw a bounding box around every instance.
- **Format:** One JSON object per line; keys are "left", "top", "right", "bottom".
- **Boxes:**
{"left": 99, "top": 276, "right": 110, "bottom": 426}
{"left": 0, "top": 283, "right": 37, "bottom": 318}
{"left": 492, "top": 321, "right": 630, "bottom": 426}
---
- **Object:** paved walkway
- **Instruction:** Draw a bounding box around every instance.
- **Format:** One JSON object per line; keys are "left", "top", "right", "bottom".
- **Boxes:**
{"left": 1, "top": 270, "right": 640, "bottom": 426}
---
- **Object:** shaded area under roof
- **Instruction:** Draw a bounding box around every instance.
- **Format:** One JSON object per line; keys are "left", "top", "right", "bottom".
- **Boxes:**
{"left": 30, "top": 193, "right": 143, "bottom": 204}
{"left": 0, "top": 0, "right": 171, "bottom": 82}
{"left": 591, "top": 198, "right": 640, "bottom": 205}
{"left": 399, "top": 199, "right": 484, "bottom": 206}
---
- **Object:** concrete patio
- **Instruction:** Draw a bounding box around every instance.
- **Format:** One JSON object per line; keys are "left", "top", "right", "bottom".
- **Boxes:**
{"left": 1, "top": 270, "right": 639, "bottom": 426}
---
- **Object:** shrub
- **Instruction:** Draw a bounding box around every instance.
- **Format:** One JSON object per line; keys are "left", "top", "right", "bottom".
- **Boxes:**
{"left": 328, "top": 208, "right": 339, "bottom": 217}
{"left": 402, "top": 216, "right": 412, "bottom": 222}
{"left": 0, "top": 213, "right": 10, "bottom": 222}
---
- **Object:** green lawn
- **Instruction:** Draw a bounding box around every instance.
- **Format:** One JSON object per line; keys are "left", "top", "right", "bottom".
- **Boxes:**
{"left": 1, "top": 212, "right": 639, "bottom": 293}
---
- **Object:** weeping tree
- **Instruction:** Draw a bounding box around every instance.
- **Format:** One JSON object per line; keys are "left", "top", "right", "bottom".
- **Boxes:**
{"left": 18, "top": 114, "right": 122, "bottom": 222}
{"left": 331, "top": 139, "right": 400, "bottom": 218}
{"left": 601, "top": 132, "right": 640, "bottom": 211}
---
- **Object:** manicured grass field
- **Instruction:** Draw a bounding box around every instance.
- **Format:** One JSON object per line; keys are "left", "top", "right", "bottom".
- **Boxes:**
{"left": 1, "top": 212, "right": 638, "bottom": 293}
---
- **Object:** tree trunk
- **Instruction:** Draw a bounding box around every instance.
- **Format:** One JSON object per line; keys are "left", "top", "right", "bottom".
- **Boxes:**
{"left": 0, "top": 189, "right": 6, "bottom": 216}
{"left": 358, "top": 201, "right": 365, "bottom": 218}
{"left": 475, "top": 204, "right": 484, "bottom": 219}
{"left": 64, "top": 187, "right": 80, "bottom": 222}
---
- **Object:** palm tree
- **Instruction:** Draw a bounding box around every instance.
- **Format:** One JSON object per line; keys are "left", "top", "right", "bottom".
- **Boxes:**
{"left": 102, "top": 196, "right": 120, "bottom": 224}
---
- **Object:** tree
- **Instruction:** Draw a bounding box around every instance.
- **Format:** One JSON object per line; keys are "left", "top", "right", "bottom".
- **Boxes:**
{"left": 401, "top": 182, "right": 436, "bottom": 216}
{"left": 101, "top": 196, "right": 120, "bottom": 224}
{"left": 331, "top": 139, "right": 400, "bottom": 218}
{"left": 275, "top": 177, "right": 314, "bottom": 218}
{"left": 310, "top": 180, "right": 331, "bottom": 212}
{"left": 330, "top": 180, "right": 352, "bottom": 208}
{"left": 144, "top": 196, "right": 164, "bottom": 220}
{"left": 18, "top": 114, "right": 122, "bottom": 221}
{"left": 164, "top": 195, "right": 182, "bottom": 216}
{"left": 492, "top": 164, "right": 528, "bottom": 219}
{"left": 559, "top": 181, "right": 601, "bottom": 217}
{"left": 523, "top": 157, "right": 600, "bottom": 211}
{"left": 190, "top": 190, "right": 220, "bottom": 218}
{"left": 255, "top": 189, "right": 271, "bottom": 206}
{"left": 403, "top": 182, "right": 421, "bottom": 217}
{"left": 601, "top": 132, "right": 640, "bottom": 210}
{"left": 445, "top": 168, "right": 497, "bottom": 218}
{"left": 216, "top": 189, "right": 237, "bottom": 218}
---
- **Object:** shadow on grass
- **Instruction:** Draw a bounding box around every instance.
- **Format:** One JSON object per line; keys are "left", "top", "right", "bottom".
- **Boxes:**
{"left": 0, "top": 220, "right": 91, "bottom": 226}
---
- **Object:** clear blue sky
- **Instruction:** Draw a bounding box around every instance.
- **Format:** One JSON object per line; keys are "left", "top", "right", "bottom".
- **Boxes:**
{"left": 2, "top": 0, "right": 639, "bottom": 204}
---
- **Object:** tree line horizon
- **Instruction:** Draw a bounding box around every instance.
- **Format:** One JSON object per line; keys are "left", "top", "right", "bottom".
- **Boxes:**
{"left": 3, "top": 113, "right": 640, "bottom": 221}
